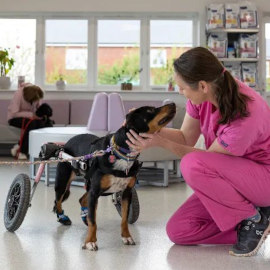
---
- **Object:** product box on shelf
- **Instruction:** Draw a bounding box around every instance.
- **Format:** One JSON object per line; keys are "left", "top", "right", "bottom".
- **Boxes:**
{"left": 224, "top": 62, "right": 242, "bottom": 80}
{"left": 240, "top": 1, "right": 258, "bottom": 28}
{"left": 239, "top": 34, "right": 258, "bottom": 58}
{"left": 208, "top": 33, "right": 227, "bottom": 58}
{"left": 241, "top": 62, "right": 257, "bottom": 88}
{"left": 207, "top": 4, "right": 225, "bottom": 29}
{"left": 225, "top": 3, "right": 240, "bottom": 29}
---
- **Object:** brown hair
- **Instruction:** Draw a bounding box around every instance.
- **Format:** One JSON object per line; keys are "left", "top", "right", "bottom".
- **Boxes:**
{"left": 23, "top": 85, "right": 44, "bottom": 104}
{"left": 173, "top": 47, "right": 252, "bottom": 124}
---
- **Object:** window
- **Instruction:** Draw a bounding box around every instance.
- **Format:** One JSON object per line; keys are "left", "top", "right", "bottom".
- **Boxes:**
{"left": 0, "top": 13, "right": 197, "bottom": 91}
{"left": 150, "top": 20, "right": 193, "bottom": 86}
{"left": 266, "top": 23, "right": 270, "bottom": 91}
{"left": 0, "top": 19, "right": 36, "bottom": 86}
{"left": 45, "top": 19, "right": 88, "bottom": 85}
{"left": 97, "top": 20, "right": 140, "bottom": 86}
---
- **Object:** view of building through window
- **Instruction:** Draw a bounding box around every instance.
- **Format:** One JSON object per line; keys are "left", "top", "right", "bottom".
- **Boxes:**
{"left": 266, "top": 23, "right": 270, "bottom": 91}
{"left": 0, "top": 19, "right": 36, "bottom": 86}
{"left": 97, "top": 20, "right": 141, "bottom": 86}
{"left": 150, "top": 20, "right": 193, "bottom": 86}
{"left": 0, "top": 17, "right": 195, "bottom": 89}
{"left": 45, "top": 19, "right": 88, "bottom": 85}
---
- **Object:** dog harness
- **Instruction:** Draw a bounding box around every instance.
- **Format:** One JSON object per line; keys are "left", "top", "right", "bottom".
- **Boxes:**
{"left": 110, "top": 136, "right": 139, "bottom": 175}
{"left": 110, "top": 136, "right": 138, "bottom": 162}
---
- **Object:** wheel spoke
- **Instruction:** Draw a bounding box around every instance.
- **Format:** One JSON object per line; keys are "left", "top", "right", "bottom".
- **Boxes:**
{"left": 7, "top": 183, "right": 22, "bottom": 220}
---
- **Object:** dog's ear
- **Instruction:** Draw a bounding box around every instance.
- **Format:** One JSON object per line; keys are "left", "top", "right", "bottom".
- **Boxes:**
{"left": 125, "top": 113, "right": 149, "bottom": 133}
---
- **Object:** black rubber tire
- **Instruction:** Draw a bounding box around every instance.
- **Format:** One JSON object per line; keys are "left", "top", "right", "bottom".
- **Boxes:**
{"left": 4, "top": 174, "right": 31, "bottom": 232}
{"left": 114, "top": 187, "right": 140, "bottom": 224}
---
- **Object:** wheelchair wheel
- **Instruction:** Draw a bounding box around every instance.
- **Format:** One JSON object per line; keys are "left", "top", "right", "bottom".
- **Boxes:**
{"left": 114, "top": 187, "right": 140, "bottom": 224}
{"left": 4, "top": 174, "right": 31, "bottom": 232}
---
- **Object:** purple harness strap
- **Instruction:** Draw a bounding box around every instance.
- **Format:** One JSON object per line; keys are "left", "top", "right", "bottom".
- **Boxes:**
{"left": 83, "top": 146, "right": 113, "bottom": 161}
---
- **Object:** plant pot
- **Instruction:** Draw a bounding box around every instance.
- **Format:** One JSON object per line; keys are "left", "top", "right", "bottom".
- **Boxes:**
{"left": 0, "top": 77, "right": 11, "bottom": 89}
{"left": 56, "top": 79, "right": 66, "bottom": 90}
{"left": 121, "top": 83, "right": 132, "bottom": 90}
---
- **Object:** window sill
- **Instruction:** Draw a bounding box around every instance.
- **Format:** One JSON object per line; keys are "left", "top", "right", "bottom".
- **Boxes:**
{"left": 0, "top": 88, "right": 180, "bottom": 94}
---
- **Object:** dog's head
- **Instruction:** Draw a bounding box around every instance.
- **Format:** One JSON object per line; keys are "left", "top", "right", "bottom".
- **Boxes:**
{"left": 36, "top": 103, "right": 53, "bottom": 118}
{"left": 125, "top": 103, "right": 176, "bottom": 134}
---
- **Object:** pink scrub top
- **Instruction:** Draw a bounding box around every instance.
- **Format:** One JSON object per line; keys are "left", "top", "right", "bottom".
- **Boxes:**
{"left": 7, "top": 83, "right": 40, "bottom": 121}
{"left": 186, "top": 80, "right": 270, "bottom": 165}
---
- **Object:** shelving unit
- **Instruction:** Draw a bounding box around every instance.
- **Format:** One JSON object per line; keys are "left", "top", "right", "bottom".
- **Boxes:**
{"left": 206, "top": 26, "right": 259, "bottom": 90}
{"left": 206, "top": 2, "right": 261, "bottom": 91}
{"left": 207, "top": 28, "right": 259, "bottom": 34}
{"left": 206, "top": 28, "right": 259, "bottom": 61}
{"left": 218, "top": 58, "right": 259, "bottom": 62}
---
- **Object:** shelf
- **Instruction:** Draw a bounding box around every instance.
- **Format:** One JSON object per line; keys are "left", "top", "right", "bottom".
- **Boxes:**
{"left": 219, "top": 58, "right": 259, "bottom": 62}
{"left": 207, "top": 28, "right": 259, "bottom": 33}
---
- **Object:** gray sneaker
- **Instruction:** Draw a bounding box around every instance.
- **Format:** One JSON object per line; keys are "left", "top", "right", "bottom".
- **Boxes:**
{"left": 229, "top": 211, "right": 270, "bottom": 257}
{"left": 260, "top": 207, "right": 270, "bottom": 221}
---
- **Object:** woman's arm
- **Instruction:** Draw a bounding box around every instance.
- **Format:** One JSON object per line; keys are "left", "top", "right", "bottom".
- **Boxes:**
{"left": 8, "top": 90, "right": 34, "bottom": 119}
{"left": 126, "top": 112, "right": 232, "bottom": 158}
{"left": 126, "top": 112, "right": 201, "bottom": 154}
{"left": 127, "top": 131, "right": 232, "bottom": 159}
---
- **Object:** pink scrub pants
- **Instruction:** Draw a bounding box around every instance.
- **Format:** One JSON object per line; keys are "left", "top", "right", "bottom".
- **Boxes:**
{"left": 166, "top": 151, "right": 270, "bottom": 245}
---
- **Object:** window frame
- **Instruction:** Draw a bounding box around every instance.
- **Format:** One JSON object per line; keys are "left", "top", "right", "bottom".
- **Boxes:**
{"left": 148, "top": 17, "right": 197, "bottom": 90}
{"left": 263, "top": 15, "right": 270, "bottom": 92}
{"left": 95, "top": 16, "right": 142, "bottom": 91}
{"left": 42, "top": 16, "right": 90, "bottom": 90}
{"left": 0, "top": 12, "right": 199, "bottom": 91}
{"left": 0, "top": 14, "right": 38, "bottom": 88}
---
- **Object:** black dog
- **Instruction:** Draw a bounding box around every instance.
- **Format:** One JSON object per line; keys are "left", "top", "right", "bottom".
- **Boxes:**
{"left": 36, "top": 103, "right": 55, "bottom": 126}
{"left": 53, "top": 103, "right": 176, "bottom": 251}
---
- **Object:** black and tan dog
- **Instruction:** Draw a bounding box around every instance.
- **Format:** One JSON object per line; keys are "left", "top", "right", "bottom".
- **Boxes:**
{"left": 53, "top": 102, "right": 176, "bottom": 251}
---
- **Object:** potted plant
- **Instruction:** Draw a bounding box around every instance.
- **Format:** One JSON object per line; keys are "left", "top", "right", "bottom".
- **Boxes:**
{"left": 55, "top": 74, "right": 66, "bottom": 90}
{"left": 0, "top": 49, "right": 15, "bottom": 89}
{"left": 167, "top": 77, "right": 175, "bottom": 91}
{"left": 113, "top": 68, "right": 143, "bottom": 90}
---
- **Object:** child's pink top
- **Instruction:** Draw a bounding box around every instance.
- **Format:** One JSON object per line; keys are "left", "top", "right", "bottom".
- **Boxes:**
{"left": 7, "top": 83, "right": 40, "bottom": 121}
{"left": 186, "top": 80, "right": 270, "bottom": 165}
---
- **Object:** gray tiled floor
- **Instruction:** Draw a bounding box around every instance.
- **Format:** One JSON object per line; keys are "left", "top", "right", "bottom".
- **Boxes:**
{"left": 0, "top": 160, "right": 269, "bottom": 270}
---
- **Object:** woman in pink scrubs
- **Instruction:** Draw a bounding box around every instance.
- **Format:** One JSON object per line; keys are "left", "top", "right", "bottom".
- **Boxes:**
{"left": 126, "top": 47, "right": 270, "bottom": 257}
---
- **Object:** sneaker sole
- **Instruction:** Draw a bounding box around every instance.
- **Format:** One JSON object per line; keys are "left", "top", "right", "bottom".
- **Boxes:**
{"left": 229, "top": 223, "right": 270, "bottom": 257}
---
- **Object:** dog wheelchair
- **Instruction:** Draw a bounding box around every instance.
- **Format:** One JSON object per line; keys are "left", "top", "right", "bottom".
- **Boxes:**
{"left": 4, "top": 143, "right": 140, "bottom": 232}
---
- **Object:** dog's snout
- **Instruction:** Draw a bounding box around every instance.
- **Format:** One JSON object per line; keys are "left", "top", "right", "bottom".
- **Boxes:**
{"left": 169, "top": 103, "right": 176, "bottom": 111}
{"left": 166, "top": 103, "right": 176, "bottom": 115}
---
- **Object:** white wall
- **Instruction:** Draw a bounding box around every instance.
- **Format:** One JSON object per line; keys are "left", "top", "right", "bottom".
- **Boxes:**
{"left": 0, "top": 0, "right": 217, "bottom": 12}
{"left": 1, "top": 0, "right": 269, "bottom": 13}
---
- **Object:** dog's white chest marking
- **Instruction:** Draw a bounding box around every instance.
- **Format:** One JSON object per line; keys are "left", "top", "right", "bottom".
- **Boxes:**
{"left": 113, "top": 159, "right": 134, "bottom": 171}
{"left": 104, "top": 176, "right": 133, "bottom": 193}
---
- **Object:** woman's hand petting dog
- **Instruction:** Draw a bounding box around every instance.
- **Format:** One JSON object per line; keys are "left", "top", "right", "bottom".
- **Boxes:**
{"left": 126, "top": 129, "right": 163, "bottom": 154}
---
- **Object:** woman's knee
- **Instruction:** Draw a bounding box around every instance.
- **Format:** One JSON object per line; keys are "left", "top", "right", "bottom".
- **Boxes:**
{"left": 166, "top": 217, "right": 184, "bottom": 244}
{"left": 166, "top": 216, "right": 197, "bottom": 245}
{"left": 180, "top": 152, "right": 206, "bottom": 182}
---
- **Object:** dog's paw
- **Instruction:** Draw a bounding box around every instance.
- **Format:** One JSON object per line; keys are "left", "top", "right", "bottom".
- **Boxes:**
{"left": 82, "top": 242, "right": 98, "bottom": 251}
{"left": 122, "top": 237, "right": 136, "bottom": 245}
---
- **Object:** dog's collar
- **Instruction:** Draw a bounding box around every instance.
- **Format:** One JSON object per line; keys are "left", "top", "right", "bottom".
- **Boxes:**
{"left": 110, "top": 136, "right": 138, "bottom": 162}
